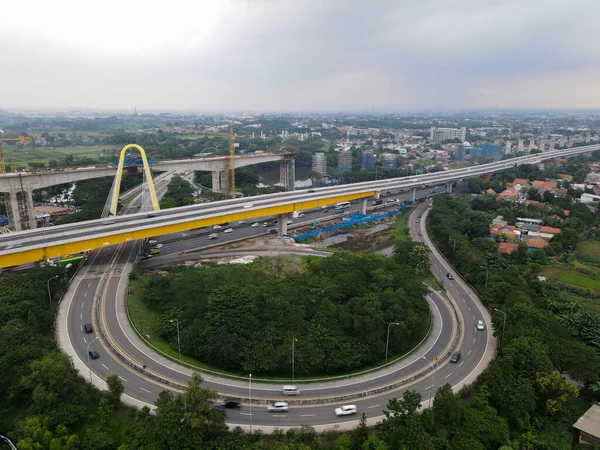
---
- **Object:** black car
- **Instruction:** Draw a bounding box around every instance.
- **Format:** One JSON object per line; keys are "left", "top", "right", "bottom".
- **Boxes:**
{"left": 84, "top": 323, "right": 93, "bottom": 334}
{"left": 89, "top": 350, "right": 100, "bottom": 360}
{"left": 446, "top": 273, "right": 454, "bottom": 280}
{"left": 450, "top": 352, "right": 461, "bottom": 363}
{"left": 223, "top": 398, "right": 241, "bottom": 409}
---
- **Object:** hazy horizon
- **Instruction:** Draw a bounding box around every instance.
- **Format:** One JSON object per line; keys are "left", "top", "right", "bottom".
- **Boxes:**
{"left": 2, "top": 0, "right": 600, "bottom": 111}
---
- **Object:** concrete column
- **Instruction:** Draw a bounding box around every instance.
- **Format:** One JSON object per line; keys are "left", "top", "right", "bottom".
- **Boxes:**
{"left": 277, "top": 214, "right": 288, "bottom": 236}
{"left": 26, "top": 189, "right": 36, "bottom": 229}
{"left": 446, "top": 182, "right": 453, "bottom": 194}
{"left": 358, "top": 198, "right": 368, "bottom": 215}
{"left": 411, "top": 188, "right": 417, "bottom": 202}
{"left": 8, "top": 189, "right": 22, "bottom": 231}
{"left": 211, "top": 170, "right": 225, "bottom": 192}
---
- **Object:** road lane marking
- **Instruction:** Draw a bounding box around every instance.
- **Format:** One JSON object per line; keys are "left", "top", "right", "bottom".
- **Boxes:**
{"left": 239, "top": 413, "right": 253, "bottom": 416}
{"left": 87, "top": 282, "right": 91, "bottom": 288}
{"left": 119, "top": 376, "right": 127, "bottom": 382}
{"left": 473, "top": 338, "right": 476, "bottom": 344}
{"left": 140, "top": 387, "right": 152, "bottom": 393}
{"left": 81, "top": 302, "right": 84, "bottom": 308}
{"left": 368, "top": 405, "right": 380, "bottom": 409}
{"left": 80, "top": 313, "right": 82, "bottom": 320}
{"left": 84, "top": 291, "right": 87, "bottom": 298}
{"left": 425, "top": 385, "right": 434, "bottom": 390}
{"left": 301, "top": 414, "right": 316, "bottom": 417}
{"left": 462, "top": 298, "right": 466, "bottom": 302}
{"left": 459, "top": 361, "right": 464, "bottom": 367}
{"left": 468, "top": 349, "right": 472, "bottom": 355}
{"left": 473, "top": 316, "right": 476, "bottom": 321}
{"left": 444, "top": 373, "right": 452, "bottom": 379}
{"left": 80, "top": 325, "right": 83, "bottom": 331}
{"left": 468, "top": 307, "right": 472, "bottom": 311}
{"left": 83, "top": 337, "right": 87, "bottom": 344}
{"left": 102, "top": 363, "right": 109, "bottom": 370}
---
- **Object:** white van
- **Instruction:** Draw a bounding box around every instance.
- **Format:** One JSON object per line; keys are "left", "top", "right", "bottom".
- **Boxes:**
{"left": 282, "top": 385, "right": 300, "bottom": 396}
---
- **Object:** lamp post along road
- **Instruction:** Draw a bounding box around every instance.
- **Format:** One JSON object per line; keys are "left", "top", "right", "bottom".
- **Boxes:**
{"left": 292, "top": 337, "right": 298, "bottom": 382}
{"left": 480, "top": 265, "right": 489, "bottom": 288}
{"left": 385, "top": 322, "right": 400, "bottom": 363}
{"left": 170, "top": 319, "right": 181, "bottom": 360}
{"left": 449, "top": 237, "right": 457, "bottom": 258}
{"left": 249, "top": 373, "right": 252, "bottom": 434}
{"left": 47, "top": 275, "right": 59, "bottom": 308}
{"left": 494, "top": 308, "right": 507, "bottom": 353}
{"left": 87, "top": 336, "right": 99, "bottom": 384}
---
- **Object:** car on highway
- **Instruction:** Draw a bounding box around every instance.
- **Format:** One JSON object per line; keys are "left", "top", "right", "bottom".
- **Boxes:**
{"left": 213, "top": 225, "right": 222, "bottom": 229}
{"left": 251, "top": 223, "right": 259, "bottom": 227}
{"left": 207, "top": 233, "right": 218, "bottom": 240}
{"left": 83, "top": 323, "right": 93, "bottom": 334}
{"left": 415, "top": 218, "right": 420, "bottom": 223}
{"left": 335, "top": 405, "right": 358, "bottom": 416}
{"left": 450, "top": 352, "right": 461, "bottom": 363}
{"left": 267, "top": 402, "right": 289, "bottom": 412}
{"left": 477, "top": 320, "right": 485, "bottom": 331}
{"left": 286, "top": 220, "right": 293, "bottom": 225}
{"left": 238, "top": 220, "right": 246, "bottom": 224}
{"left": 322, "top": 209, "right": 329, "bottom": 213}
{"left": 155, "top": 244, "right": 163, "bottom": 248}
{"left": 243, "top": 204, "right": 254, "bottom": 209}
{"left": 150, "top": 248, "right": 161, "bottom": 254}
{"left": 269, "top": 229, "right": 277, "bottom": 234}
{"left": 282, "top": 385, "right": 300, "bottom": 396}
{"left": 298, "top": 213, "right": 305, "bottom": 218}
{"left": 446, "top": 273, "right": 454, "bottom": 280}
{"left": 224, "top": 228, "right": 234, "bottom": 233}
{"left": 88, "top": 350, "right": 100, "bottom": 360}
{"left": 149, "top": 240, "right": 157, "bottom": 244}
{"left": 262, "top": 222, "right": 269, "bottom": 227}
{"left": 223, "top": 398, "right": 241, "bottom": 409}
{"left": 418, "top": 232, "right": 422, "bottom": 236}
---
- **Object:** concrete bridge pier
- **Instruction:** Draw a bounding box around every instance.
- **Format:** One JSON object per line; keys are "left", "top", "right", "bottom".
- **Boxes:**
{"left": 26, "top": 190, "right": 36, "bottom": 230}
{"left": 446, "top": 182, "right": 453, "bottom": 194}
{"left": 211, "top": 171, "right": 226, "bottom": 193}
{"left": 359, "top": 198, "right": 368, "bottom": 215}
{"left": 411, "top": 188, "right": 417, "bottom": 202}
{"left": 6, "top": 189, "right": 23, "bottom": 231}
{"left": 277, "top": 214, "right": 288, "bottom": 236}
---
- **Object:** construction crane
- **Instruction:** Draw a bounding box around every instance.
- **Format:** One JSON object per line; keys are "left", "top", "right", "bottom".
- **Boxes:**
{"left": 226, "top": 122, "right": 236, "bottom": 198}
{"left": 0, "top": 136, "right": 37, "bottom": 174}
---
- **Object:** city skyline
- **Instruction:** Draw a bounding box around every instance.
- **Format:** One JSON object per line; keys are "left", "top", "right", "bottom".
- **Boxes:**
{"left": 2, "top": 0, "right": 600, "bottom": 111}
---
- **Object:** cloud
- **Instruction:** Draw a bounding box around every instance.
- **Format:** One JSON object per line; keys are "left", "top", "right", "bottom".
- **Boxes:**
{"left": 0, "top": 0, "right": 599, "bottom": 111}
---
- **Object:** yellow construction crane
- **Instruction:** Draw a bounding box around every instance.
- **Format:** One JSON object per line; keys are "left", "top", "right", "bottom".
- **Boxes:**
{"left": 0, "top": 136, "right": 37, "bottom": 174}
{"left": 226, "top": 122, "right": 236, "bottom": 198}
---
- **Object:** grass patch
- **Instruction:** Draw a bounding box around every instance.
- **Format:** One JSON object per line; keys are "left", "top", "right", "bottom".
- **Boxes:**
{"left": 578, "top": 240, "right": 600, "bottom": 267}
{"left": 393, "top": 207, "right": 413, "bottom": 242}
{"left": 557, "top": 273, "right": 600, "bottom": 291}
{"left": 3, "top": 144, "right": 121, "bottom": 166}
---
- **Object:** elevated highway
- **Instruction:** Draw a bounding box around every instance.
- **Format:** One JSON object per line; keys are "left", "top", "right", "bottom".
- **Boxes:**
{"left": 0, "top": 143, "right": 598, "bottom": 268}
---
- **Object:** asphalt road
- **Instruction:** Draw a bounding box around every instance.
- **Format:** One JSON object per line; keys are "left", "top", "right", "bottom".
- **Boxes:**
{"left": 63, "top": 182, "right": 493, "bottom": 428}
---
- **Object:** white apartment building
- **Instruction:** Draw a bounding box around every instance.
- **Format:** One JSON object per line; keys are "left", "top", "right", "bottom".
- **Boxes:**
{"left": 312, "top": 152, "right": 327, "bottom": 175}
{"left": 429, "top": 127, "right": 467, "bottom": 142}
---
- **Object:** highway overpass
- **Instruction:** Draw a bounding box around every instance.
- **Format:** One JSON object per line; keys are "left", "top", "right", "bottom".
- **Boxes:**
{"left": 0, "top": 152, "right": 293, "bottom": 231}
{"left": 0, "top": 143, "right": 598, "bottom": 268}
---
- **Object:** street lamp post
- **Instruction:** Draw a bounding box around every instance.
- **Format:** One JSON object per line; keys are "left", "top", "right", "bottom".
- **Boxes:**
{"left": 494, "top": 308, "right": 507, "bottom": 353}
{"left": 292, "top": 337, "right": 298, "bottom": 382}
{"left": 170, "top": 319, "right": 181, "bottom": 360}
{"left": 47, "top": 275, "right": 59, "bottom": 308}
{"left": 87, "top": 336, "right": 99, "bottom": 384}
{"left": 449, "top": 238, "right": 457, "bottom": 258}
{"left": 385, "top": 322, "right": 400, "bottom": 363}
{"left": 415, "top": 261, "right": 425, "bottom": 274}
{"left": 480, "top": 265, "right": 489, "bottom": 288}
{"left": 249, "top": 373, "right": 252, "bottom": 434}
{"left": 422, "top": 355, "right": 435, "bottom": 408}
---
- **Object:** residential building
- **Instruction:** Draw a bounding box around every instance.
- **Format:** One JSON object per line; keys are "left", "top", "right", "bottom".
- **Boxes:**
{"left": 574, "top": 404, "right": 600, "bottom": 445}
{"left": 518, "top": 139, "right": 524, "bottom": 152}
{"left": 499, "top": 242, "right": 519, "bottom": 255}
{"left": 532, "top": 180, "right": 558, "bottom": 191}
{"left": 311, "top": 152, "right": 327, "bottom": 176}
{"left": 505, "top": 141, "right": 512, "bottom": 154}
{"left": 470, "top": 143, "right": 502, "bottom": 161}
{"left": 361, "top": 151, "right": 376, "bottom": 170}
{"left": 525, "top": 237, "right": 550, "bottom": 250}
{"left": 429, "top": 127, "right": 467, "bottom": 142}
{"left": 580, "top": 193, "right": 600, "bottom": 203}
{"left": 338, "top": 150, "right": 352, "bottom": 173}
{"left": 381, "top": 153, "right": 397, "bottom": 169}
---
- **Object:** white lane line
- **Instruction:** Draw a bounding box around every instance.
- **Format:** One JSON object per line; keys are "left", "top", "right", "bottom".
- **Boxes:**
{"left": 99, "top": 259, "right": 103, "bottom": 264}
{"left": 83, "top": 337, "right": 87, "bottom": 344}
{"left": 425, "top": 384, "right": 434, "bottom": 390}
{"left": 84, "top": 291, "right": 87, "bottom": 298}
{"left": 81, "top": 302, "right": 84, "bottom": 308}
{"left": 80, "top": 313, "right": 82, "bottom": 320}
{"left": 80, "top": 325, "right": 83, "bottom": 332}
{"left": 473, "top": 316, "right": 476, "bottom": 321}
{"left": 459, "top": 361, "right": 464, "bottom": 367}
{"left": 140, "top": 387, "right": 152, "bottom": 393}
{"left": 473, "top": 338, "right": 476, "bottom": 344}
{"left": 119, "top": 376, "right": 128, "bottom": 382}
{"left": 301, "top": 414, "right": 316, "bottom": 417}
{"left": 462, "top": 298, "right": 466, "bottom": 302}
{"left": 468, "top": 307, "right": 472, "bottom": 311}
{"left": 368, "top": 405, "right": 380, "bottom": 409}
{"left": 272, "top": 415, "right": 286, "bottom": 418}
{"left": 87, "top": 282, "right": 91, "bottom": 288}
{"left": 468, "top": 349, "right": 472, "bottom": 355}
{"left": 444, "top": 373, "right": 452, "bottom": 379}
{"left": 239, "top": 412, "right": 253, "bottom": 416}
{"left": 102, "top": 363, "right": 109, "bottom": 370}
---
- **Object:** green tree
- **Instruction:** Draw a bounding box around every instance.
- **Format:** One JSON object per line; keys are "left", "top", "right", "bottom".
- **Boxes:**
{"left": 535, "top": 371, "right": 579, "bottom": 415}
{"left": 106, "top": 374, "right": 124, "bottom": 409}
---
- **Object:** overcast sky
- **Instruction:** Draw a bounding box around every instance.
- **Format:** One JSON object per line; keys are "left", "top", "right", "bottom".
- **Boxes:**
{"left": 1, "top": 0, "right": 599, "bottom": 112}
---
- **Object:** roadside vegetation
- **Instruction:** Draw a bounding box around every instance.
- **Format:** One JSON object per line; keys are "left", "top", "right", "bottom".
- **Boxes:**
{"left": 130, "top": 252, "right": 431, "bottom": 377}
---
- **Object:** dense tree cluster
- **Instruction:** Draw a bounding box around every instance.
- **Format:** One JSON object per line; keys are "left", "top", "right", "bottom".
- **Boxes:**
{"left": 135, "top": 253, "right": 430, "bottom": 375}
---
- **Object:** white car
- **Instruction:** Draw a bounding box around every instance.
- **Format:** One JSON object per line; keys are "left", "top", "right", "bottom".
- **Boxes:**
{"left": 477, "top": 320, "right": 485, "bottom": 331}
{"left": 155, "top": 244, "right": 164, "bottom": 248}
{"left": 224, "top": 228, "right": 234, "bottom": 233}
{"left": 267, "top": 402, "right": 289, "bottom": 412}
{"left": 286, "top": 220, "right": 293, "bottom": 225}
{"left": 149, "top": 240, "right": 157, "bottom": 244}
{"left": 251, "top": 223, "right": 259, "bottom": 228}
{"left": 213, "top": 225, "right": 222, "bottom": 229}
{"left": 207, "top": 233, "right": 218, "bottom": 240}
{"left": 335, "top": 405, "right": 358, "bottom": 417}
{"left": 298, "top": 213, "right": 305, "bottom": 218}
{"left": 238, "top": 220, "right": 246, "bottom": 224}
{"left": 243, "top": 204, "right": 254, "bottom": 209}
